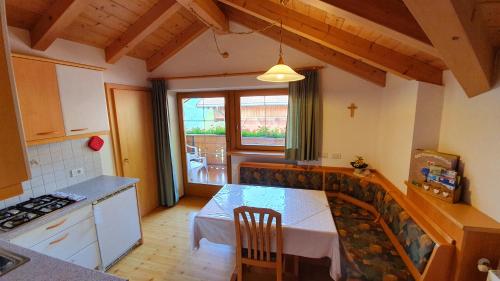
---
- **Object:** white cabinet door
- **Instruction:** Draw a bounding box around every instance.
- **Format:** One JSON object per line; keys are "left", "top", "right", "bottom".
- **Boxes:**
{"left": 56, "top": 65, "right": 109, "bottom": 135}
{"left": 68, "top": 241, "right": 101, "bottom": 270}
{"left": 94, "top": 186, "right": 141, "bottom": 269}
{"left": 10, "top": 205, "right": 93, "bottom": 248}
{"left": 30, "top": 216, "right": 98, "bottom": 260}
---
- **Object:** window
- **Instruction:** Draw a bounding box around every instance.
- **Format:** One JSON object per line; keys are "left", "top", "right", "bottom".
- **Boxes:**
{"left": 234, "top": 89, "right": 288, "bottom": 151}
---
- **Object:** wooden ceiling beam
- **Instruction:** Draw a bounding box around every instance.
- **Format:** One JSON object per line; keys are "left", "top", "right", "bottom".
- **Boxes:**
{"left": 30, "top": 0, "right": 91, "bottom": 50}
{"left": 105, "top": 0, "right": 182, "bottom": 64}
{"left": 177, "top": 0, "right": 228, "bottom": 33}
{"left": 302, "top": 0, "right": 440, "bottom": 57}
{"left": 146, "top": 21, "right": 207, "bottom": 71}
{"left": 226, "top": 7, "right": 386, "bottom": 86}
{"left": 403, "top": 0, "right": 495, "bottom": 97}
{"left": 218, "top": 0, "right": 443, "bottom": 85}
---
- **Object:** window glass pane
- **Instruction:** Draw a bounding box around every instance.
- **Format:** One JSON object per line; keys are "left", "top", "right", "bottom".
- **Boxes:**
{"left": 182, "top": 97, "right": 227, "bottom": 186}
{"left": 240, "top": 95, "right": 288, "bottom": 147}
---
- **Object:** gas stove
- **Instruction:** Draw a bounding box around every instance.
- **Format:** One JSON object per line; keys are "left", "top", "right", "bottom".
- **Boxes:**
{"left": 0, "top": 195, "right": 76, "bottom": 231}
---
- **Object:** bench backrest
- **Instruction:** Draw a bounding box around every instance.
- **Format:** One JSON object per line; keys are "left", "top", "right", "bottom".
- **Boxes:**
{"left": 239, "top": 162, "right": 454, "bottom": 281}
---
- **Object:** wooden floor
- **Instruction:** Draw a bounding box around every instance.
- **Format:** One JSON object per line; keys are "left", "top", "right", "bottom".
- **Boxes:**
{"left": 188, "top": 165, "right": 227, "bottom": 186}
{"left": 108, "top": 197, "right": 333, "bottom": 281}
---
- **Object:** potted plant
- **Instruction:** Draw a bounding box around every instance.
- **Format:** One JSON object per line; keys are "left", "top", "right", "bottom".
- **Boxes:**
{"left": 350, "top": 156, "right": 370, "bottom": 177}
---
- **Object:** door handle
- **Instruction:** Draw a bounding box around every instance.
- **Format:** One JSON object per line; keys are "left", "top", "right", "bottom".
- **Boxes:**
{"left": 49, "top": 233, "right": 69, "bottom": 245}
{"left": 46, "top": 218, "right": 67, "bottom": 230}
{"left": 70, "top": 128, "right": 88, "bottom": 132}
{"left": 123, "top": 158, "right": 129, "bottom": 164}
{"left": 36, "top": 131, "right": 58, "bottom": 135}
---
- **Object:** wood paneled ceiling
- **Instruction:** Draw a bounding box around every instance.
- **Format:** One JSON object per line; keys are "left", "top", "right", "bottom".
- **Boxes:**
{"left": 4, "top": 0, "right": 500, "bottom": 95}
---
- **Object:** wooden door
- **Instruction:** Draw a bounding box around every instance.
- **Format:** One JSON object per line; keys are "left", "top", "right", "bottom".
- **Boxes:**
{"left": 12, "top": 57, "right": 66, "bottom": 141}
{"left": 111, "top": 87, "right": 158, "bottom": 216}
{"left": 0, "top": 0, "right": 28, "bottom": 198}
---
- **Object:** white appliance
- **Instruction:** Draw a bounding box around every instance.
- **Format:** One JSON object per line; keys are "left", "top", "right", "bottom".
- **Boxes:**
{"left": 93, "top": 185, "right": 141, "bottom": 270}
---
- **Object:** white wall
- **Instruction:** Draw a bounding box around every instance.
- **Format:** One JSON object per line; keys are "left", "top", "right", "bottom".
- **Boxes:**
{"left": 412, "top": 82, "right": 444, "bottom": 151}
{"left": 439, "top": 70, "right": 500, "bottom": 221}
{"left": 155, "top": 23, "right": 385, "bottom": 191}
{"left": 8, "top": 27, "right": 149, "bottom": 87}
{"left": 375, "top": 74, "right": 419, "bottom": 192}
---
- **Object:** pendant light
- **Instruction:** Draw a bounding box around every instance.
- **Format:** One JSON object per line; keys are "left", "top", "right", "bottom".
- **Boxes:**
{"left": 257, "top": 20, "right": 305, "bottom": 83}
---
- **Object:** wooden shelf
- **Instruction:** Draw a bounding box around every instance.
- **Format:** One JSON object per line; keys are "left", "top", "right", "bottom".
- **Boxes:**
{"left": 406, "top": 182, "right": 500, "bottom": 233}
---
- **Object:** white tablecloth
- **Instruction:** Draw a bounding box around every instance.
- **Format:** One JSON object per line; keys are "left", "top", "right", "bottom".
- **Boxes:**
{"left": 192, "top": 184, "right": 341, "bottom": 280}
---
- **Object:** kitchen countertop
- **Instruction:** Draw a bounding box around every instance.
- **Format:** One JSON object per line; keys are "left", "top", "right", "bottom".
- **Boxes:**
{"left": 0, "top": 175, "right": 139, "bottom": 241}
{"left": 0, "top": 239, "right": 125, "bottom": 281}
{"left": 0, "top": 175, "right": 138, "bottom": 281}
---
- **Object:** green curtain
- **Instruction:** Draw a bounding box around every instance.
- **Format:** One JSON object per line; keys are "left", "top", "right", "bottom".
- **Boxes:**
{"left": 285, "top": 70, "right": 321, "bottom": 161}
{"left": 151, "top": 80, "right": 177, "bottom": 207}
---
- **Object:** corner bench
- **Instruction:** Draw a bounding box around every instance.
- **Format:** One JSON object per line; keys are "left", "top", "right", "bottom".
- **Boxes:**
{"left": 239, "top": 162, "right": 455, "bottom": 281}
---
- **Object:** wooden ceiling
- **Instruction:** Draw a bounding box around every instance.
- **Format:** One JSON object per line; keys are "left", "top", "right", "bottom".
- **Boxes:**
{"left": 5, "top": 0, "right": 500, "bottom": 96}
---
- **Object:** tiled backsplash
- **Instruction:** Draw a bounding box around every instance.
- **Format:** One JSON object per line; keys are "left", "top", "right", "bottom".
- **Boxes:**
{"left": 0, "top": 138, "right": 104, "bottom": 209}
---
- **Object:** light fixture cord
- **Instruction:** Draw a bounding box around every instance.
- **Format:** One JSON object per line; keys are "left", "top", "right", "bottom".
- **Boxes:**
{"left": 279, "top": 20, "right": 284, "bottom": 62}
{"left": 207, "top": 0, "right": 289, "bottom": 59}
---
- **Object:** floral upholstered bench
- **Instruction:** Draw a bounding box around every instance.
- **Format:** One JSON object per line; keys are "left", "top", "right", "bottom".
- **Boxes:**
{"left": 238, "top": 162, "right": 455, "bottom": 281}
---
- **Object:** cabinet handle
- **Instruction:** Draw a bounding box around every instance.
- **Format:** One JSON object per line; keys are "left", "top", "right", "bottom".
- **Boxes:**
{"left": 49, "top": 233, "right": 69, "bottom": 245}
{"left": 45, "top": 218, "right": 67, "bottom": 230}
{"left": 36, "top": 131, "right": 58, "bottom": 135}
{"left": 70, "top": 128, "right": 88, "bottom": 132}
{"left": 123, "top": 158, "right": 129, "bottom": 163}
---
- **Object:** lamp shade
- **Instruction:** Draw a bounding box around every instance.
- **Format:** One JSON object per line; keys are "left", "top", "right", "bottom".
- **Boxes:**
{"left": 257, "top": 63, "right": 305, "bottom": 83}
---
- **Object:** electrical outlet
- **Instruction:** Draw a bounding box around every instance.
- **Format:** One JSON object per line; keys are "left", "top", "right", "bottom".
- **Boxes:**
{"left": 331, "top": 153, "right": 342, "bottom": 159}
{"left": 70, "top": 168, "right": 84, "bottom": 178}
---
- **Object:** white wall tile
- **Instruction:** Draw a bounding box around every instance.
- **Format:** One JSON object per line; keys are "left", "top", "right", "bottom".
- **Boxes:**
{"left": 37, "top": 144, "right": 50, "bottom": 155}
{"left": 21, "top": 181, "right": 31, "bottom": 191}
{"left": 0, "top": 137, "right": 104, "bottom": 207}
{"left": 4, "top": 196, "right": 20, "bottom": 208}
{"left": 32, "top": 186, "right": 46, "bottom": 197}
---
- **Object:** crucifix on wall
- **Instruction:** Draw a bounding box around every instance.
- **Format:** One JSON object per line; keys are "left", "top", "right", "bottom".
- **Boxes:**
{"left": 348, "top": 103, "right": 358, "bottom": 118}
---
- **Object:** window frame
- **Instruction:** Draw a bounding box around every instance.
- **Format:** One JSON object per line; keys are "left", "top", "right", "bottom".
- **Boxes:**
{"left": 231, "top": 89, "right": 288, "bottom": 152}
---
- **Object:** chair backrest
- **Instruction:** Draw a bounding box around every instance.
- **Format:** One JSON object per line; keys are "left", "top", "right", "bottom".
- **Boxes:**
{"left": 186, "top": 144, "right": 199, "bottom": 155}
{"left": 233, "top": 206, "right": 283, "bottom": 265}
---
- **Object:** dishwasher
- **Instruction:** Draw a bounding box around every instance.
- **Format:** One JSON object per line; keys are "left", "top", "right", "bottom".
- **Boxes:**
{"left": 93, "top": 185, "right": 142, "bottom": 270}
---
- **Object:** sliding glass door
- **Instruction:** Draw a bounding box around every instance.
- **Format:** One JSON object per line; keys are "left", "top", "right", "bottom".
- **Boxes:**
{"left": 178, "top": 92, "right": 229, "bottom": 195}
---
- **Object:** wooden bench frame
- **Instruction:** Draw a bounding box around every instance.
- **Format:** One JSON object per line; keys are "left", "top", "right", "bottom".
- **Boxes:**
{"left": 239, "top": 162, "right": 456, "bottom": 281}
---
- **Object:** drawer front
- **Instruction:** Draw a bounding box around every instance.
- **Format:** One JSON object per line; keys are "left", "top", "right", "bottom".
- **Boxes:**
{"left": 11, "top": 205, "right": 92, "bottom": 248}
{"left": 31, "top": 217, "right": 97, "bottom": 260}
{"left": 67, "top": 241, "right": 101, "bottom": 270}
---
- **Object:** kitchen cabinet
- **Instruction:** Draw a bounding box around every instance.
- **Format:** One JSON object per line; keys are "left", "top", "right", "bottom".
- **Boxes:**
{"left": 10, "top": 205, "right": 100, "bottom": 269}
{"left": 68, "top": 242, "right": 101, "bottom": 270}
{"left": 56, "top": 65, "right": 109, "bottom": 136}
{"left": 11, "top": 57, "right": 66, "bottom": 141}
{"left": 0, "top": 1, "right": 29, "bottom": 199}
{"left": 93, "top": 185, "right": 141, "bottom": 269}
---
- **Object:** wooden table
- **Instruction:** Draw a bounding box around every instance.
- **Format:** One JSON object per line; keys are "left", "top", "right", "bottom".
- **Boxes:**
{"left": 192, "top": 184, "right": 341, "bottom": 280}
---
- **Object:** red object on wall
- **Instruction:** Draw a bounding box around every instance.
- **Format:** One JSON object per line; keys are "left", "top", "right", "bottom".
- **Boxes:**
{"left": 88, "top": 136, "right": 104, "bottom": 151}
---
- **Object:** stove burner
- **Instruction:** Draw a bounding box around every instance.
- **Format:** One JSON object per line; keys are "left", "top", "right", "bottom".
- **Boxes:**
{"left": 0, "top": 195, "right": 76, "bottom": 231}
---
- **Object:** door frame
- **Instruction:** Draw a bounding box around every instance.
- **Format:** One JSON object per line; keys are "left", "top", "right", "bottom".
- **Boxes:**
{"left": 105, "top": 83, "right": 151, "bottom": 177}
{"left": 177, "top": 91, "right": 232, "bottom": 197}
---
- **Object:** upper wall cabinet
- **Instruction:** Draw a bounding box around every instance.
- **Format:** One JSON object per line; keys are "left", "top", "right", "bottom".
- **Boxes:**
{"left": 56, "top": 65, "right": 109, "bottom": 136}
{"left": 0, "top": 1, "right": 29, "bottom": 199}
{"left": 12, "top": 57, "right": 66, "bottom": 141}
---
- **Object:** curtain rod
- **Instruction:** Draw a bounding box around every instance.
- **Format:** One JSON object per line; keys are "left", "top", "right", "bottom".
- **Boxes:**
{"left": 148, "top": 65, "right": 325, "bottom": 81}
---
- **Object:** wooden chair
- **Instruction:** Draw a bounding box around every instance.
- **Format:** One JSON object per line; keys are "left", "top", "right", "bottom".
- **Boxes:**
{"left": 233, "top": 206, "right": 283, "bottom": 281}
